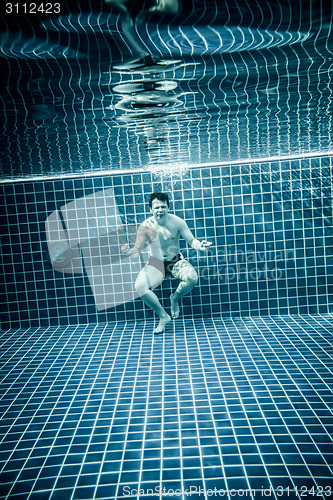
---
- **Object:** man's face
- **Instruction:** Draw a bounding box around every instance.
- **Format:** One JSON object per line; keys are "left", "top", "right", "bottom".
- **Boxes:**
{"left": 151, "top": 199, "right": 169, "bottom": 221}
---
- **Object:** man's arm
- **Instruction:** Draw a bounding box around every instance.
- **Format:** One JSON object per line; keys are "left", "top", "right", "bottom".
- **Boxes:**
{"left": 121, "top": 223, "right": 148, "bottom": 256}
{"left": 178, "top": 218, "right": 212, "bottom": 251}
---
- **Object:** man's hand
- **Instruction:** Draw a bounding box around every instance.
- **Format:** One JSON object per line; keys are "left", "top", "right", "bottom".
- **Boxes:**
{"left": 121, "top": 243, "right": 131, "bottom": 255}
{"left": 198, "top": 240, "right": 212, "bottom": 251}
{"left": 192, "top": 239, "right": 212, "bottom": 251}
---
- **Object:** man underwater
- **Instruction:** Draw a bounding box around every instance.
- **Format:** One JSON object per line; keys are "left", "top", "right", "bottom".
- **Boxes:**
{"left": 122, "top": 192, "right": 212, "bottom": 333}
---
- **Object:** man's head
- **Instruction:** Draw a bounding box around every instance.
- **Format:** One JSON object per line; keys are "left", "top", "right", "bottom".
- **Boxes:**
{"left": 149, "top": 192, "right": 169, "bottom": 209}
{"left": 149, "top": 192, "right": 170, "bottom": 223}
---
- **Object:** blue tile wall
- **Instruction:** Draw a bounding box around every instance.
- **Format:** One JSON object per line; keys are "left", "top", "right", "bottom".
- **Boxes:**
{"left": 1, "top": 155, "right": 332, "bottom": 328}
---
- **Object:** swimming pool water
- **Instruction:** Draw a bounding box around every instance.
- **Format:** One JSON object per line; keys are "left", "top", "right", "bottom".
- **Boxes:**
{"left": 1, "top": 1, "right": 333, "bottom": 498}
{"left": 0, "top": 0, "right": 332, "bottom": 179}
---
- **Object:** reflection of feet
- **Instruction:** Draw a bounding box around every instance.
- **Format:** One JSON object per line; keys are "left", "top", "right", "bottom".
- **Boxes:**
{"left": 170, "top": 293, "right": 180, "bottom": 319}
{"left": 154, "top": 314, "right": 171, "bottom": 334}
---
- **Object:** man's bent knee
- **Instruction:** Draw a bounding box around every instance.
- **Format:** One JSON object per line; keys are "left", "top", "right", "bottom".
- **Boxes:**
{"left": 186, "top": 272, "right": 198, "bottom": 287}
{"left": 135, "top": 279, "right": 149, "bottom": 297}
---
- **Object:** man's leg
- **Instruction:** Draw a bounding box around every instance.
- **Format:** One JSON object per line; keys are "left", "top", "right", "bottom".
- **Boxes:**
{"left": 170, "top": 260, "right": 198, "bottom": 319}
{"left": 135, "top": 264, "right": 171, "bottom": 333}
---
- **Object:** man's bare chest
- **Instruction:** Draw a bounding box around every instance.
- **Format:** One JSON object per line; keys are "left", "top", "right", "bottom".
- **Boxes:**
{"left": 157, "top": 225, "right": 179, "bottom": 241}
{"left": 146, "top": 218, "right": 179, "bottom": 242}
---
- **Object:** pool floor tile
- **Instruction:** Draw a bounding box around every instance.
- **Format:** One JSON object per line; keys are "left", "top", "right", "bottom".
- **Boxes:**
{"left": 0, "top": 314, "right": 333, "bottom": 499}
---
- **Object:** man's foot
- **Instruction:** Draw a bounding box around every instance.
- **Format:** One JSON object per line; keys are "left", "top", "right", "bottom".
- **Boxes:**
{"left": 170, "top": 293, "right": 180, "bottom": 319}
{"left": 153, "top": 314, "right": 171, "bottom": 334}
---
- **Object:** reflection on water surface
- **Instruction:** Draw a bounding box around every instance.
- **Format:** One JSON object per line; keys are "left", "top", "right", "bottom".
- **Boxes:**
{"left": 0, "top": 0, "right": 332, "bottom": 179}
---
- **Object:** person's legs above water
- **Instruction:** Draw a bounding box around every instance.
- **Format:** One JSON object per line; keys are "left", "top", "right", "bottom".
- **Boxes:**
{"left": 170, "top": 259, "right": 198, "bottom": 319}
{"left": 135, "top": 264, "right": 171, "bottom": 334}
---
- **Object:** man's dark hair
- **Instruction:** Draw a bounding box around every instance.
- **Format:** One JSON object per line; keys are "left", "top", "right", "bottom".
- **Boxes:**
{"left": 149, "top": 192, "right": 169, "bottom": 208}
